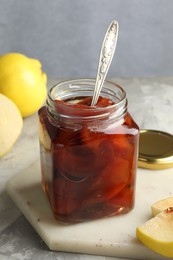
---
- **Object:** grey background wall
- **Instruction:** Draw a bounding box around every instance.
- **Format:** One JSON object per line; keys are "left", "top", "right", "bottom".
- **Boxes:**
{"left": 0, "top": 0, "right": 173, "bottom": 79}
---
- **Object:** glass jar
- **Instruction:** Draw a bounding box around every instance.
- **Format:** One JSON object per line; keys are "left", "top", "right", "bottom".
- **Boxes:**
{"left": 38, "top": 79, "right": 139, "bottom": 223}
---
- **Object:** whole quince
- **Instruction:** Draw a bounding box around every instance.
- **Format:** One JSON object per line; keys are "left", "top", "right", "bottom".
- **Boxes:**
{"left": 0, "top": 53, "right": 47, "bottom": 117}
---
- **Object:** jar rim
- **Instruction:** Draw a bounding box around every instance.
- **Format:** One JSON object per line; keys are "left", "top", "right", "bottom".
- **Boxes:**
{"left": 48, "top": 78, "right": 127, "bottom": 113}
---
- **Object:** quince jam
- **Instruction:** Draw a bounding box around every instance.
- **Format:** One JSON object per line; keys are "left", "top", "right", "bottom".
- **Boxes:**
{"left": 38, "top": 84, "right": 139, "bottom": 223}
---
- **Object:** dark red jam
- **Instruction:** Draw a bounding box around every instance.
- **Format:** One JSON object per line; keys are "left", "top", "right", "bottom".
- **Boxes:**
{"left": 38, "top": 95, "right": 139, "bottom": 223}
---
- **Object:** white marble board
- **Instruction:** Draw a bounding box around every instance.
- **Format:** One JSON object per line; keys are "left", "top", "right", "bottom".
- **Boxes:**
{"left": 6, "top": 161, "right": 173, "bottom": 260}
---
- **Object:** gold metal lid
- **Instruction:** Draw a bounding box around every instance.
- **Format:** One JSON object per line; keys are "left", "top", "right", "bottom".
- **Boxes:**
{"left": 138, "top": 129, "right": 173, "bottom": 170}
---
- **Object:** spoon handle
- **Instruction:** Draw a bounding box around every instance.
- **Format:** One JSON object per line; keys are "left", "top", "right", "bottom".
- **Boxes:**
{"left": 91, "top": 21, "right": 119, "bottom": 106}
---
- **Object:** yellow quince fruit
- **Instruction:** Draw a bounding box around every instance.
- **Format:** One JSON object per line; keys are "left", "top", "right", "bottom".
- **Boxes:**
{"left": 151, "top": 196, "right": 173, "bottom": 217}
{"left": 0, "top": 53, "right": 47, "bottom": 117}
{"left": 0, "top": 93, "right": 23, "bottom": 157}
{"left": 136, "top": 207, "right": 173, "bottom": 258}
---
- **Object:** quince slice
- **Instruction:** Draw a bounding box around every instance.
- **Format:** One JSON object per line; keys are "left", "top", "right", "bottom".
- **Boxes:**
{"left": 151, "top": 197, "right": 173, "bottom": 217}
{"left": 136, "top": 207, "right": 173, "bottom": 258}
{"left": 38, "top": 118, "right": 51, "bottom": 151}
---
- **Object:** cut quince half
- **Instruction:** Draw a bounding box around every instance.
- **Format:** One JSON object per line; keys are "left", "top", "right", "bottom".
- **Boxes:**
{"left": 136, "top": 207, "right": 173, "bottom": 258}
{"left": 0, "top": 93, "right": 23, "bottom": 157}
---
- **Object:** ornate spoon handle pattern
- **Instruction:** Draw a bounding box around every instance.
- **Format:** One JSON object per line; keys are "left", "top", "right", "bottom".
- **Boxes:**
{"left": 91, "top": 21, "right": 119, "bottom": 106}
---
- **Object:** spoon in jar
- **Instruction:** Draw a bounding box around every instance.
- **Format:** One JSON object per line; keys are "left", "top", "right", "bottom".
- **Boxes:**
{"left": 91, "top": 20, "right": 119, "bottom": 106}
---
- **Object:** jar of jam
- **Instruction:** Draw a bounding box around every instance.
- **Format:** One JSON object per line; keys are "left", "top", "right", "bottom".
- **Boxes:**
{"left": 38, "top": 79, "right": 139, "bottom": 223}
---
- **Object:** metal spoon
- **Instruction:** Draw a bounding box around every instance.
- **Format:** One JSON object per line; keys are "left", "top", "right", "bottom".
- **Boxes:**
{"left": 91, "top": 20, "right": 119, "bottom": 106}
